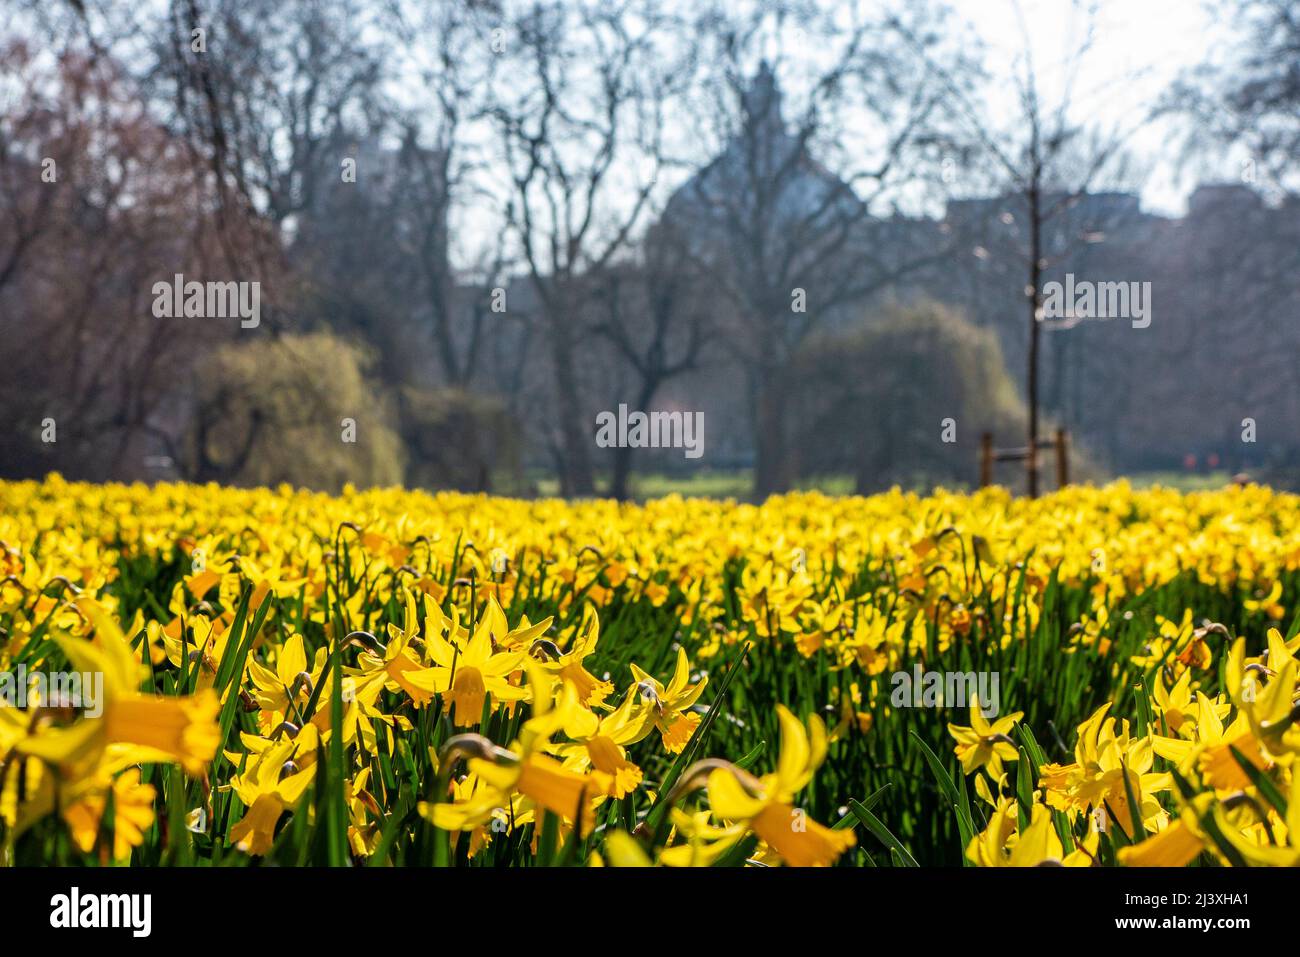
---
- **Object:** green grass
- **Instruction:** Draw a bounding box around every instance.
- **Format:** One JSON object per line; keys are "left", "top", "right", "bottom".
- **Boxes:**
{"left": 532, "top": 469, "right": 1238, "bottom": 501}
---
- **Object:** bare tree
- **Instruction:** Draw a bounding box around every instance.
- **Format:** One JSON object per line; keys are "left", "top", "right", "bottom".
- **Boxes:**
{"left": 0, "top": 40, "right": 61, "bottom": 295}
{"left": 670, "top": 0, "right": 968, "bottom": 497}
{"left": 149, "top": 0, "right": 387, "bottom": 295}
{"left": 1177, "top": 0, "right": 1300, "bottom": 191}
{"left": 0, "top": 44, "right": 239, "bottom": 478}
{"left": 488, "top": 0, "right": 692, "bottom": 495}
{"left": 898, "top": 0, "right": 1151, "bottom": 495}
{"left": 589, "top": 218, "right": 719, "bottom": 499}
{"left": 385, "top": 0, "right": 507, "bottom": 387}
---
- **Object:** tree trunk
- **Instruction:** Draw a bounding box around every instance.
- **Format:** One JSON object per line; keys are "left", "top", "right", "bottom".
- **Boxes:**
{"left": 610, "top": 380, "right": 658, "bottom": 501}
{"left": 547, "top": 302, "right": 595, "bottom": 496}
{"left": 1026, "top": 185, "right": 1042, "bottom": 498}
{"left": 610, "top": 444, "right": 634, "bottom": 501}
{"left": 752, "top": 370, "right": 790, "bottom": 498}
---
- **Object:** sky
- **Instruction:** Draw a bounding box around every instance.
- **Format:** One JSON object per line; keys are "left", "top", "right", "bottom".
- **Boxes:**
{"left": 697, "top": 0, "right": 1235, "bottom": 220}
{"left": 960, "top": 0, "right": 1224, "bottom": 215}
{"left": 422, "top": 0, "right": 1242, "bottom": 266}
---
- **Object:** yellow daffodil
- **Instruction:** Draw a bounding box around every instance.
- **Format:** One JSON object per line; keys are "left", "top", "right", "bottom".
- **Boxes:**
{"left": 948, "top": 699, "right": 1024, "bottom": 776}
{"left": 15, "top": 598, "right": 219, "bottom": 778}
{"left": 698, "top": 705, "right": 855, "bottom": 866}
{"left": 630, "top": 647, "right": 708, "bottom": 752}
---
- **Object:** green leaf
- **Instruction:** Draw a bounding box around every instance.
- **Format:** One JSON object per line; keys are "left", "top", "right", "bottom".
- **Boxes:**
{"left": 645, "top": 643, "right": 750, "bottom": 838}
{"left": 834, "top": 784, "right": 891, "bottom": 830}
{"left": 909, "top": 730, "right": 976, "bottom": 853}
{"left": 848, "top": 798, "right": 918, "bottom": 867}
{"left": 1229, "top": 744, "right": 1289, "bottom": 818}
{"left": 1015, "top": 747, "right": 1034, "bottom": 832}
{"left": 1118, "top": 760, "right": 1147, "bottom": 842}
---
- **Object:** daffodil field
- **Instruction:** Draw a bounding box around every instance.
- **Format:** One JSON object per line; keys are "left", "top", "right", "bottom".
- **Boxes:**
{"left": 3, "top": 475, "right": 1300, "bottom": 868}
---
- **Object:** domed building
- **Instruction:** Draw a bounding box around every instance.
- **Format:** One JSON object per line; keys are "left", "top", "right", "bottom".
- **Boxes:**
{"left": 658, "top": 62, "right": 867, "bottom": 275}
